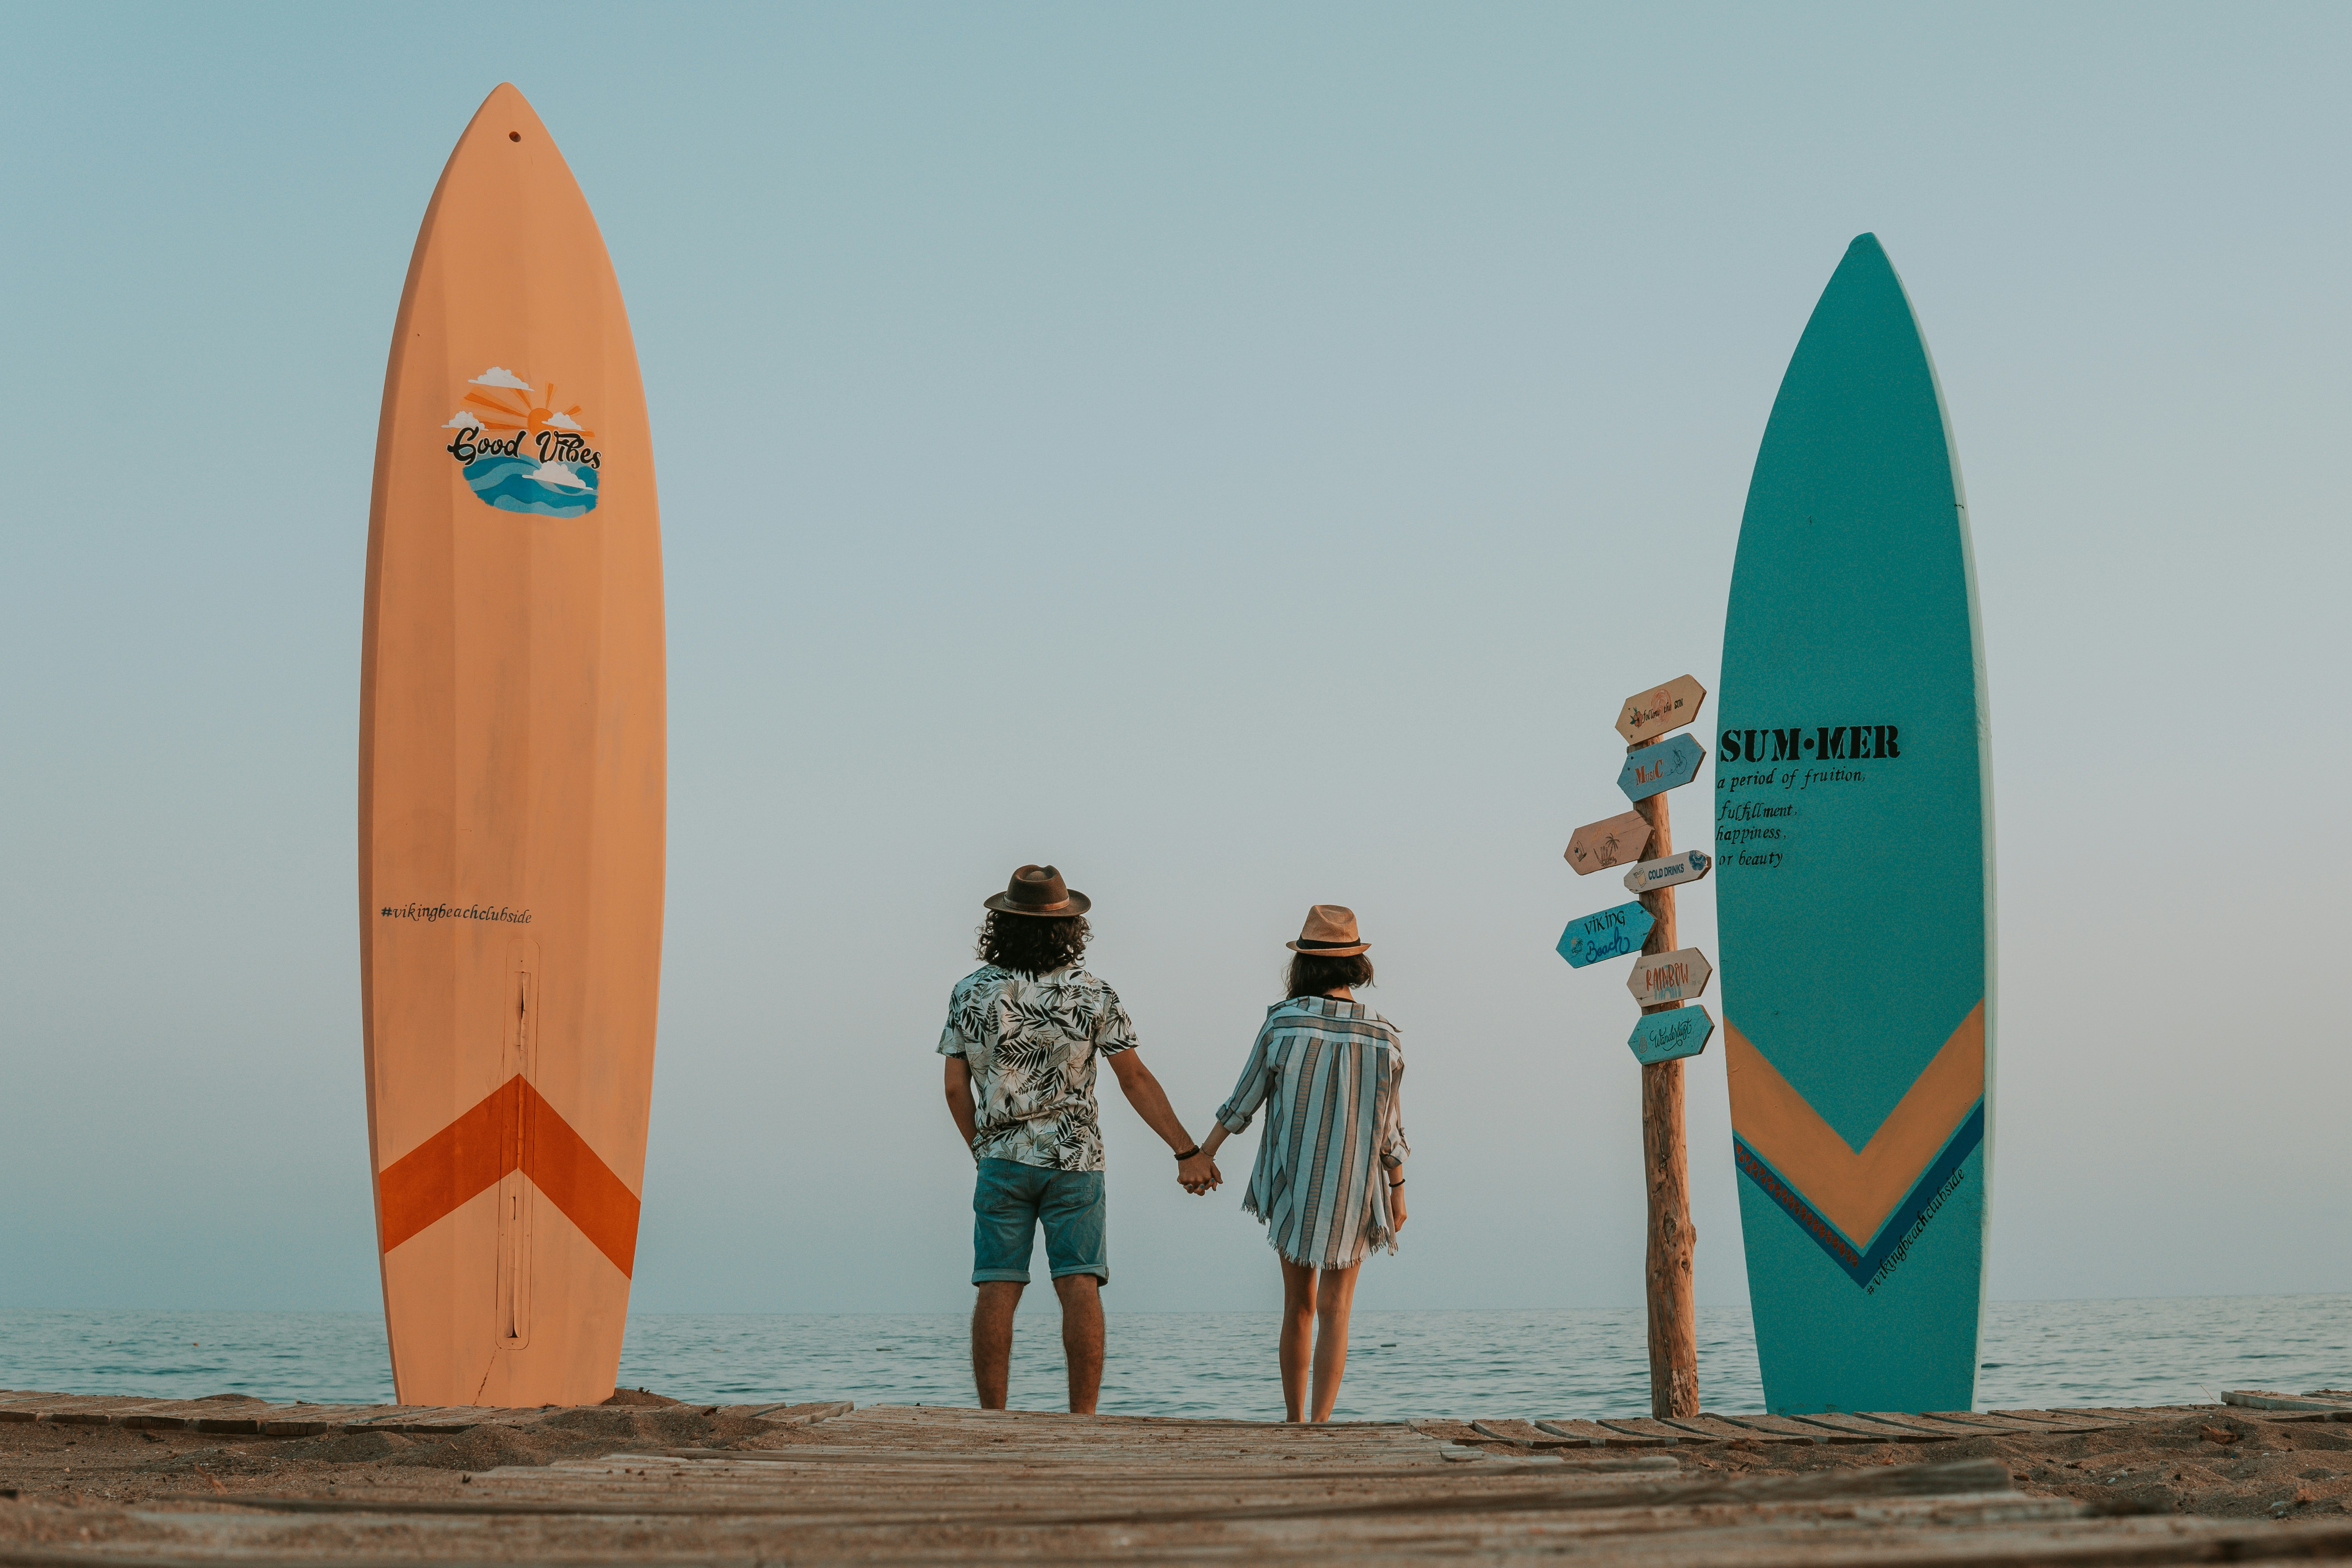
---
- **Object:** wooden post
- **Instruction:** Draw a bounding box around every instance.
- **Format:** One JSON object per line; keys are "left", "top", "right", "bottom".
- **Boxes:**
{"left": 1631, "top": 739, "right": 1699, "bottom": 1419}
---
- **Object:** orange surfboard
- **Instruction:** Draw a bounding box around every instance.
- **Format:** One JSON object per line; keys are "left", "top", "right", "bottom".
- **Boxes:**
{"left": 359, "top": 84, "right": 664, "bottom": 1407}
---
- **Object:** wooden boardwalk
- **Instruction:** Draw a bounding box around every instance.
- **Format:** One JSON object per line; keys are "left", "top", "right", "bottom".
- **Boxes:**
{"left": 3, "top": 1390, "right": 2349, "bottom": 1563}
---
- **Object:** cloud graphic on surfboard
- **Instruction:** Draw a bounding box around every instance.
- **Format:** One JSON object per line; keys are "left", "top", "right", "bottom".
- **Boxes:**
{"left": 470, "top": 366, "right": 533, "bottom": 390}
{"left": 542, "top": 410, "right": 583, "bottom": 430}
{"left": 531, "top": 460, "right": 589, "bottom": 490}
{"left": 443, "top": 410, "right": 483, "bottom": 429}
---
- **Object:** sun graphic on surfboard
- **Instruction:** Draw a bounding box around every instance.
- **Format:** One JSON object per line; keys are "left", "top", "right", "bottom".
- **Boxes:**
{"left": 441, "top": 366, "right": 605, "bottom": 518}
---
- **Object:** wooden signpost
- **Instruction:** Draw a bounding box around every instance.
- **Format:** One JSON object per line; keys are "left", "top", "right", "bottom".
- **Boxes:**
{"left": 1618, "top": 732, "right": 1706, "bottom": 803}
{"left": 1616, "top": 674, "right": 1707, "bottom": 744}
{"left": 1557, "top": 900, "right": 1655, "bottom": 968}
{"left": 1564, "top": 810, "right": 1653, "bottom": 875}
{"left": 1624, "top": 849, "right": 1712, "bottom": 895}
{"left": 1629, "top": 1005, "right": 1714, "bottom": 1065}
{"left": 1557, "top": 675, "right": 1711, "bottom": 1421}
{"left": 1628, "top": 946, "right": 1712, "bottom": 1007}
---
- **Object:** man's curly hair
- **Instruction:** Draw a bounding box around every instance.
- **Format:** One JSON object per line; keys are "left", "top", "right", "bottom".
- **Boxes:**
{"left": 977, "top": 911, "right": 1090, "bottom": 975}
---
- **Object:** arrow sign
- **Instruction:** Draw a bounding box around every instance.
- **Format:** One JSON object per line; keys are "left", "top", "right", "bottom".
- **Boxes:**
{"left": 1623, "top": 848, "right": 1712, "bottom": 895}
{"left": 1619, "top": 732, "right": 1706, "bottom": 803}
{"left": 1628, "top": 1005, "right": 1714, "bottom": 1065}
{"left": 1564, "top": 809, "right": 1652, "bottom": 875}
{"left": 1615, "top": 674, "right": 1708, "bottom": 744}
{"left": 1627, "top": 946, "right": 1711, "bottom": 1007}
{"left": 1557, "top": 901, "right": 1655, "bottom": 968}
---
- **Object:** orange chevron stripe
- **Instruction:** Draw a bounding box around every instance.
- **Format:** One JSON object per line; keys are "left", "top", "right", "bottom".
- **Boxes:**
{"left": 375, "top": 1076, "right": 640, "bottom": 1276}
{"left": 1726, "top": 1001, "right": 1983, "bottom": 1248}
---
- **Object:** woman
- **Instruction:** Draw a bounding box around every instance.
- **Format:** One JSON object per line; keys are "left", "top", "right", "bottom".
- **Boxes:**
{"left": 1197, "top": 905, "right": 1409, "bottom": 1422}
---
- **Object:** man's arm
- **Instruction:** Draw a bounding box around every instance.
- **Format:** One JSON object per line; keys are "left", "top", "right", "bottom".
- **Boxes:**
{"left": 943, "top": 1056, "right": 979, "bottom": 1158}
{"left": 1107, "top": 1051, "right": 1219, "bottom": 1191}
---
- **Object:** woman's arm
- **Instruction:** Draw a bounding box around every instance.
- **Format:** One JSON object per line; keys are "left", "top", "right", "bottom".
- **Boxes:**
{"left": 1211, "top": 1023, "right": 1276, "bottom": 1136}
{"left": 1379, "top": 1052, "right": 1409, "bottom": 1227}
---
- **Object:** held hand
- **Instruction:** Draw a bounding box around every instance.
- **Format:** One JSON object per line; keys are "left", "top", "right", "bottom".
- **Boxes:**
{"left": 1178, "top": 1152, "right": 1220, "bottom": 1194}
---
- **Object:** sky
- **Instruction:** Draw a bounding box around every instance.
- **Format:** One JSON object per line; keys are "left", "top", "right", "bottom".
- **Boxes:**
{"left": 2, "top": 4, "right": 2347, "bottom": 1324}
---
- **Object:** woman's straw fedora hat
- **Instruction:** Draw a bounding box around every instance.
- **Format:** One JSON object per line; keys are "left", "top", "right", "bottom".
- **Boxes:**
{"left": 1286, "top": 904, "right": 1368, "bottom": 956}
{"left": 983, "top": 863, "right": 1092, "bottom": 918}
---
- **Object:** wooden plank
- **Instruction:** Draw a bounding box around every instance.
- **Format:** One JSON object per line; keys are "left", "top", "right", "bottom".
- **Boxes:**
{"left": 1405, "top": 1419, "right": 1482, "bottom": 1442}
{"left": 2225, "top": 1389, "right": 2352, "bottom": 1412}
{"left": 1783, "top": 1412, "right": 1948, "bottom": 1442}
{"left": 1627, "top": 946, "right": 1711, "bottom": 1006}
{"left": 1471, "top": 1419, "right": 1587, "bottom": 1448}
{"left": 1972, "top": 1408, "right": 2132, "bottom": 1432}
{"left": 1628, "top": 1004, "right": 1712, "bottom": 1064}
{"left": 1658, "top": 1413, "right": 1815, "bottom": 1445}
{"left": 341, "top": 1404, "right": 490, "bottom": 1433}
{"left": 1616, "top": 674, "right": 1707, "bottom": 744}
{"left": 1705, "top": 1412, "right": 1866, "bottom": 1443}
{"left": 1558, "top": 900, "right": 1654, "bottom": 967}
{"left": 46, "top": 1399, "right": 188, "bottom": 1427}
{"left": 1599, "top": 1416, "right": 1716, "bottom": 1445}
{"left": 710, "top": 1399, "right": 853, "bottom": 1426}
{"left": 1899, "top": 1411, "right": 2060, "bottom": 1437}
{"left": 1617, "top": 732, "right": 1705, "bottom": 803}
{"left": 1564, "top": 810, "right": 1651, "bottom": 875}
{"left": 1528, "top": 1419, "right": 1620, "bottom": 1447}
{"left": 259, "top": 1405, "right": 398, "bottom": 1436}
{"left": 1534, "top": 1417, "right": 1678, "bottom": 1451}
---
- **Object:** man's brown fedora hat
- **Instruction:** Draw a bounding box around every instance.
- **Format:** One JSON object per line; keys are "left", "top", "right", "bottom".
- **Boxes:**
{"left": 984, "top": 864, "right": 1092, "bottom": 918}
{"left": 1286, "top": 904, "right": 1368, "bottom": 956}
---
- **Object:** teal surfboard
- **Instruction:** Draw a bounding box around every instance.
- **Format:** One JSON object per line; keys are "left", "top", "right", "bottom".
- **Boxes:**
{"left": 1716, "top": 235, "right": 1995, "bottom": 1414}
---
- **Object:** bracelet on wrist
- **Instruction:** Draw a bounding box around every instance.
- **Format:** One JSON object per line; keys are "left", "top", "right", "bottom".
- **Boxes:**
{"left": 1174, "top": 1146, "right": 1201, "bottom": 1162}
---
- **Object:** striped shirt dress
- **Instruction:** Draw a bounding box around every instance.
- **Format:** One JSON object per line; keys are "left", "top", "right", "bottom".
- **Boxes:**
{"left": 1215, "top": 996, "right": 1410, "bottom": 1270}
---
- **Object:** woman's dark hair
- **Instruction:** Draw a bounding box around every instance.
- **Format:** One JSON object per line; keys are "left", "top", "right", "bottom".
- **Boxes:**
{"left": 978, "top": 911, "right": 1090, "bottom": 975}
{"left": 1285, "top": 951, "right": 1374, "bottom": 999}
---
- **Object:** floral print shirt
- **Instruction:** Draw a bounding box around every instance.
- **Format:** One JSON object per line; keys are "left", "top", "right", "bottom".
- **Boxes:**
{"left": 939, "top": 965, "right": 1138, "bottom": 1172}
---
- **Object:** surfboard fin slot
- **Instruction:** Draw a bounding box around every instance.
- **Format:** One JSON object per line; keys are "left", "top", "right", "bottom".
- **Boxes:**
{"left": 495, "top": 958, "right": 536, "bottom": 1349}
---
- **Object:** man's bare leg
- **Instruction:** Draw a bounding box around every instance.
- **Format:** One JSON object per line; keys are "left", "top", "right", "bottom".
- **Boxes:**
{"left": 1053, "top": 1274, "right": 1105, "bottom": 1414}
{"left": 1310, "top": 1261, "right": 1362, "bottom": 1422}
{"left": 972, "top": 1281, "right": 1024, "bottom": 1410}
{"left": 1278, "top": 1258, "right": 1317, "bottom": 1422}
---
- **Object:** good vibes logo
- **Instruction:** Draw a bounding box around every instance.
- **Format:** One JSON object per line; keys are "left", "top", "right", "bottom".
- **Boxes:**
{"left": 442, "top": 367, "right": 604, "bottom": 518}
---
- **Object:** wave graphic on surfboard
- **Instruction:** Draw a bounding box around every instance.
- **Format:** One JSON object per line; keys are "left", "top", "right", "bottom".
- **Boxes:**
{"left": 462, "top": 454, "right": 601, "bottom": 516}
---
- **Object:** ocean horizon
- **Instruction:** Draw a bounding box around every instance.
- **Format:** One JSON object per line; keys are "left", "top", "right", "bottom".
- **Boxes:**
{"left": 4, "top": 1294, "right": 2344, "bottom": 1422}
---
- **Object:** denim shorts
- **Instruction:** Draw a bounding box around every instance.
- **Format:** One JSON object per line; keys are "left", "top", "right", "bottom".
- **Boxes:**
{"left": 972, "top": 1158, "right": 1108, "bottom": 1286}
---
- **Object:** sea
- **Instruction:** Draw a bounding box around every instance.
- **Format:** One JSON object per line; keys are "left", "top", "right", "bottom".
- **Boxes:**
{"left": 3, "top": 1297, "right": 2345, "bottom": 1422}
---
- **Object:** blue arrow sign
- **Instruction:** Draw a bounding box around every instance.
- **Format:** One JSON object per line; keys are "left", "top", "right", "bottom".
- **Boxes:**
{"left": 1628, "top": 1005, "right": 1714, "bottom": 1065}
{"left": 1557, "top": 900, "right": 1655, "bottom": 968}
{"left": 1618, "top": 732, "right": 1706, "bottom": 803}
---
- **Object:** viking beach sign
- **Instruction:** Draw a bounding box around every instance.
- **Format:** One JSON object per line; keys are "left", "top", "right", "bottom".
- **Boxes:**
{"left": 1618, "top": 733, "right": 1706, "bottom": 803}
{"left": 1558, "top": 901, "right": 1656, "bottom": 968}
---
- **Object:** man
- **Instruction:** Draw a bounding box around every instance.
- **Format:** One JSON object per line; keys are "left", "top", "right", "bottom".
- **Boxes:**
{"left": 940, "top": 864, "right": 1220, "bottom": 1413}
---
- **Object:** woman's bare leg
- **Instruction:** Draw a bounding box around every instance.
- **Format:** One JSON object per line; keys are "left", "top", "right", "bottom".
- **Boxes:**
{"left": 1278, "top": 1258, "right": 1317, "bottom": 1422}
{"left": 1309, "top": 1261, "right": 1362, "bottom": 1422}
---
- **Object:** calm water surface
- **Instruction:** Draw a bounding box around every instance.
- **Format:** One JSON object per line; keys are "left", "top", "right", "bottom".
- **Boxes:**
{"left": 3, "top": 1297, "right": 2344, "bottom": 1421}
